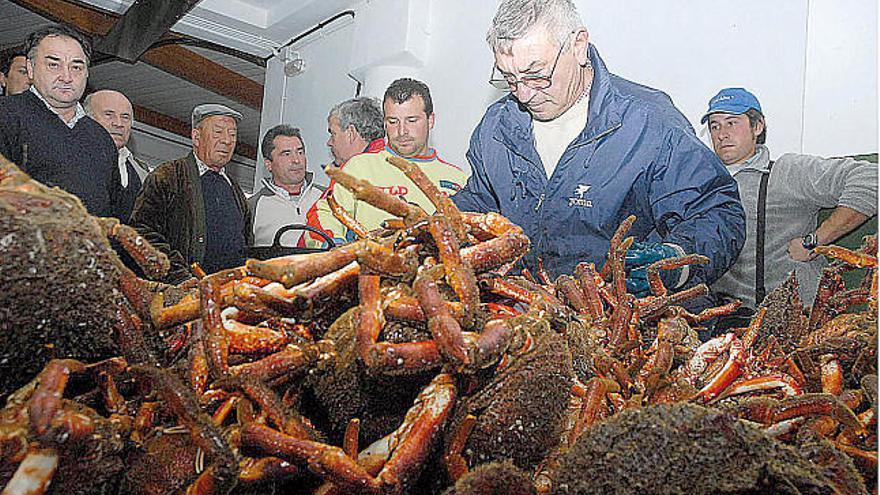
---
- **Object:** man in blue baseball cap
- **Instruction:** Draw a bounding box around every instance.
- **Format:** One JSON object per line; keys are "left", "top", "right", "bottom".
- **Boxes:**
{"left": 704, "top": 87, "right": 876, "bottom": 315}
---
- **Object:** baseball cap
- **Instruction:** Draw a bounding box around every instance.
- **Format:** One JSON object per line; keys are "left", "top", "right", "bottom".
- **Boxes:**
{"left": 192, "top": 103, "right": 243, "bottom": 128}
{"left": 701, "top": 87, "right": 762, "bottom": 124}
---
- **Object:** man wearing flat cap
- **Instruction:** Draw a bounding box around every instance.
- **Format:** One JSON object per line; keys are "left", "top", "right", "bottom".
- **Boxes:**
{"left": 704, "top": 87, "right": 877, "bottom": 314}
{"left": 131, "top": 103, "right": 253, "bottom": 282}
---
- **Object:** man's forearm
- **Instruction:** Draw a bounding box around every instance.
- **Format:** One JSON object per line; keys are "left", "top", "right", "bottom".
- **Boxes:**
{"left": 816, "top": 206, "right": 870, "bottom": 245}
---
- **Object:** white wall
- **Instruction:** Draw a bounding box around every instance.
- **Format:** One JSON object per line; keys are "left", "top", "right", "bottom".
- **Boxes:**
{"left": 257, "top": 0, "right": 877, "bottom": 191}
{"left": 254, "top": 16, "right": 359, "bottom": 187}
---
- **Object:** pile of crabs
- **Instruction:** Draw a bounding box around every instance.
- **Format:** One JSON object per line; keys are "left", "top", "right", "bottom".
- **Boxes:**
{"left": 0, "top": 153, "right": 876, "bottom": 495}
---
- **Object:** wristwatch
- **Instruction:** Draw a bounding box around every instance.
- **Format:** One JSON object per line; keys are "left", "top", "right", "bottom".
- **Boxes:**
{"left": 802, "top": 232, "right": 818, "bottom": 250}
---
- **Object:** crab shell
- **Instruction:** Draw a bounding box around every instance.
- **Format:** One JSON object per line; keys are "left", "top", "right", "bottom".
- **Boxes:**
{"left": 443, "top": 313, "right": 574, "bottom": 472}
{"left": 301, "top": 307, "right": 439, "bottom": 446}
{"left": 0, "top": 185, "right": 132, "bottom": 397}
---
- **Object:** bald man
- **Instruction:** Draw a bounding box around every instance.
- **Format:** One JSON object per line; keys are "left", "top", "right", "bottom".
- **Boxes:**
{"left": 85, "top": 89, "right": 150, "bottom": 221}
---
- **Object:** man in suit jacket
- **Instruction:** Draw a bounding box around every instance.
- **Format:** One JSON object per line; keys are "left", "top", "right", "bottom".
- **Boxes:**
{"left": 85, "top": 89, "right": 151, "bottom": 222}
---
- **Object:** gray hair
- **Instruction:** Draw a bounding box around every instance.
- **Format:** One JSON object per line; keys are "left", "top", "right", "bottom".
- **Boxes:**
{"left": 329, "top": 97, "right": 384, "bottom": 142}
{"left": 487, "top": 0, "right": 583, "bottom": 54}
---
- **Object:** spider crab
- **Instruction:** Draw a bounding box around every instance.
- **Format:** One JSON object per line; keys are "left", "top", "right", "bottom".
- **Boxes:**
{"left": 0, "top": 155, "right": 177, "bottom": 398}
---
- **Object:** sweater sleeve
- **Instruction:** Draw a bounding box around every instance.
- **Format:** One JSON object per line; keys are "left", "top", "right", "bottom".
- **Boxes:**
{"left": 0, "top": 100, "right": 23, "bottom": 166}
{"left": 780, "top": 153, "right": 878, "bottom": 217}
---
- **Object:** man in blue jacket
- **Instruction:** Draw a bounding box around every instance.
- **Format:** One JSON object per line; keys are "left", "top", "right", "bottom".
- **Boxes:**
{"left": 453, "top": 0, "right": 745, "bottom": 295}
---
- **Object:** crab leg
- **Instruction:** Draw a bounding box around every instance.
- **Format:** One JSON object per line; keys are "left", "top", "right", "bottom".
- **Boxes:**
{"left": 611, "top": 236, "right": 634, "bottom": 301}
{"left": 231, "top": 341, "right": 335, "bottom": 382}
{"left": 460, "top": 211, "right": 523, "bottom": 240}
{"left": 573, "top": 262, "right": 605, "bottom": 321}
{"left": 460, "top": 232, "right": 530, "bottom": 274}
{"left": 327, "top": 193, "right": 370, "bottom": 239}
{"left": 571, "top": 377, "right": 618, "bottom": 442}
{"left": 223, "top": 319, "right": 289, "bottom": 355}
{"left": 2, "top": 447, "right": 58, "bottom": 495}
{"left": 479, "top": 277, "right": 539, "bottom": 305}
{"left": 646, "top": 254, "right": 709, "bottom": 297}
{"left": 27, "top": 359, "right": 87, "bottom": 439}
{"left": 608, "top": 294, "right": 635, "bottom": 349}
{"left": 444, "top": 414, "right": 476, "bottom": 482}
{"left": 327, "top": 167, "right": 426, "bottom": 225}
{"left": 714, "top": 373, "right": 803, "bottom": 400}
{"left": 820, "top": 354, "right": 843, "bottom": 395}
{"left": 638, "top": 284, "right": 711, "bottom": 321}
{"left": 246, "top": 241, "right": 361, "bottom": 288}
{"left": 96, "top": 217, "right": 170, "bottom": 280}
{"left": 237, "top": 457, "right": 301, "bottom": 484}
{"left": 370, "top": 372, "right": 457, "bottom": 489}
{"left": 742, "top": 307, "right": 767, "bottom": 350}
{"left": 555, "top": 275, "right": 589, "bottom": 314}
{"left": 201, "top": 270, "right": 248, "bottom": 381}
{"left": 130, "top": 364, "right": 240, "bottom": 495}
{"left": 599, "top": 215, "right": 636, "bottom": 280}
{"left": 809, "top": 267, "right": 845, "bottom": 331}
{"left": 387, "top": 155, "right": 467, "bottom": 241}
{"left": 383, "top": 294, "right": 464, "bottom": 323}
{"left": 240, "top": 373, "right": 455, "bottom": 493}
{"left": 357, "top": 275, "right": 443, "bottom": 372}
{"left": 695, "top": 343, "right": 745, "bottom": 402}
{"left": 770, "top": 393, "right": 860, "bottom": 429}
{"left": 815, "top": 245, "right": 878, "bottom": 268}
{"left": 414, "top": 274, "right": 470, "bottom": 367}
{"left": 428, "top": 215, "right": 482, "bottom": 330}
{"left": 356, "top": 241, "right": 417, "bottom": 278}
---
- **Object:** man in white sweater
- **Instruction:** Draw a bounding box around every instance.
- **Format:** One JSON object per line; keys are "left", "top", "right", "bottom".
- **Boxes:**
{"left": 704, "top": 87, "right": 877, "bottom": 309}
{"left": 249, "top": 125, "right": 326, "bottom": 248}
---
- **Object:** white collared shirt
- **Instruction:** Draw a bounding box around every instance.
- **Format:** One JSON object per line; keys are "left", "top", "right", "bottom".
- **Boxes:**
{"left": 194, "top": 154, "right": 232, "bottom": 186}
{"left": 30, "top": 86, "right": 86, "bottom": 129}
{"left": 118, "top": 146, "right": 132, "bottom": 188}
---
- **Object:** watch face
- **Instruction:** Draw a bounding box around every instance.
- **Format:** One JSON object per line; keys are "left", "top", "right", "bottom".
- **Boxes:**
{"left": 802, "top": 233, "right": 817, "bottom": 249}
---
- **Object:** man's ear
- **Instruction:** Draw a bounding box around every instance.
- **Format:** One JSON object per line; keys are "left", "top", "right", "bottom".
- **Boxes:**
{"left": 753, "top": 118, "right": 765, "bottom": 138}
{"left": 573, "top": 28, "right": 590, "bottom": 66}
{"left": 346, "top": 124, "right": 358, "bottom": 143}
{"left": 26, "top": 58, "right": 34, "bottom": 80}
{"left": 264, "top": 158, "right": 273, "bottom": 174}
{"left": 427, "top": 113, "right": 435, "bottom": 131}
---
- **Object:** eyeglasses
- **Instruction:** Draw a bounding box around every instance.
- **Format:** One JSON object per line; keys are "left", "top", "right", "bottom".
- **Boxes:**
{"left": 489, "top": 35, "right": 571, "bottom": 92}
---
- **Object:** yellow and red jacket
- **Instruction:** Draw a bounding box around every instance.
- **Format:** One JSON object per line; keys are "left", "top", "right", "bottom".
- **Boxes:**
{"left": 306, "top": 144, "right": 469, "bottom": 245}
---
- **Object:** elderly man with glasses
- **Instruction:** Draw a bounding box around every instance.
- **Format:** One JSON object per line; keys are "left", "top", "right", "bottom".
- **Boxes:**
{"left": 453, "top": 0, "right": 745, "bottom": 309}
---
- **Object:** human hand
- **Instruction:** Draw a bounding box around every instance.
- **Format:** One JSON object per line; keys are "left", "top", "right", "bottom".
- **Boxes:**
{"left": 787, "top": 238, "right": 818, "bottom": 262}
{"left": 624, "top": 242, "right": 680, "bottom": 296}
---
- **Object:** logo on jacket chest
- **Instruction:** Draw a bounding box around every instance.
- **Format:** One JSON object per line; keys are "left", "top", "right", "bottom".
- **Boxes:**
{"left": 378, "top": 185, "right": 409, "bottom": 196}
{"left": 568, "top": 184, "right": 593, "bottom": 208}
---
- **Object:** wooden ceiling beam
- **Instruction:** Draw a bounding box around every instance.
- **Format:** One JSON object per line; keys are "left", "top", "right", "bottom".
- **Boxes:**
{"left": 133, "top": 104, "right": 257, "bottom": 160}
{"left": 9, "top": 0, "right": 264, "bottom": 110}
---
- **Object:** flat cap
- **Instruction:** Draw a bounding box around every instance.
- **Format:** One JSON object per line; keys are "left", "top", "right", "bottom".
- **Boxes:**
{"left": 192, "top": 103, "right": 243, "bottom": 128}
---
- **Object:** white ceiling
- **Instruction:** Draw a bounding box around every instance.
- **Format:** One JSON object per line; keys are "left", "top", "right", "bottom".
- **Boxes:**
{"left": 84, "top": 0, "right": 364, "bottom": 56}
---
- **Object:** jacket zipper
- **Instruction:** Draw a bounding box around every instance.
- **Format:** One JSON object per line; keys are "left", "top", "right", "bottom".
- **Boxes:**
{"left": 534, "top": 192, "right": 545, "bottom": 212}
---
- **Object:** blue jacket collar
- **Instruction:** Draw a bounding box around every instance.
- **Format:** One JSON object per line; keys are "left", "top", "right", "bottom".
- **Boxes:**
{"left": 494, "top": 44, "right": 623, "bottom": 156}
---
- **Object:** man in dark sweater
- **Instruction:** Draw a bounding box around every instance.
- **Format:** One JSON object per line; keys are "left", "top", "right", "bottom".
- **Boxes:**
{"left": 85, "top": 89, "right": 150, "bottom": 222}
{"left": 0, "top": 25, "right": 117, "bottom": 217}
{"left": 131, "top": 104, "right": 253, "bottom": 282}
